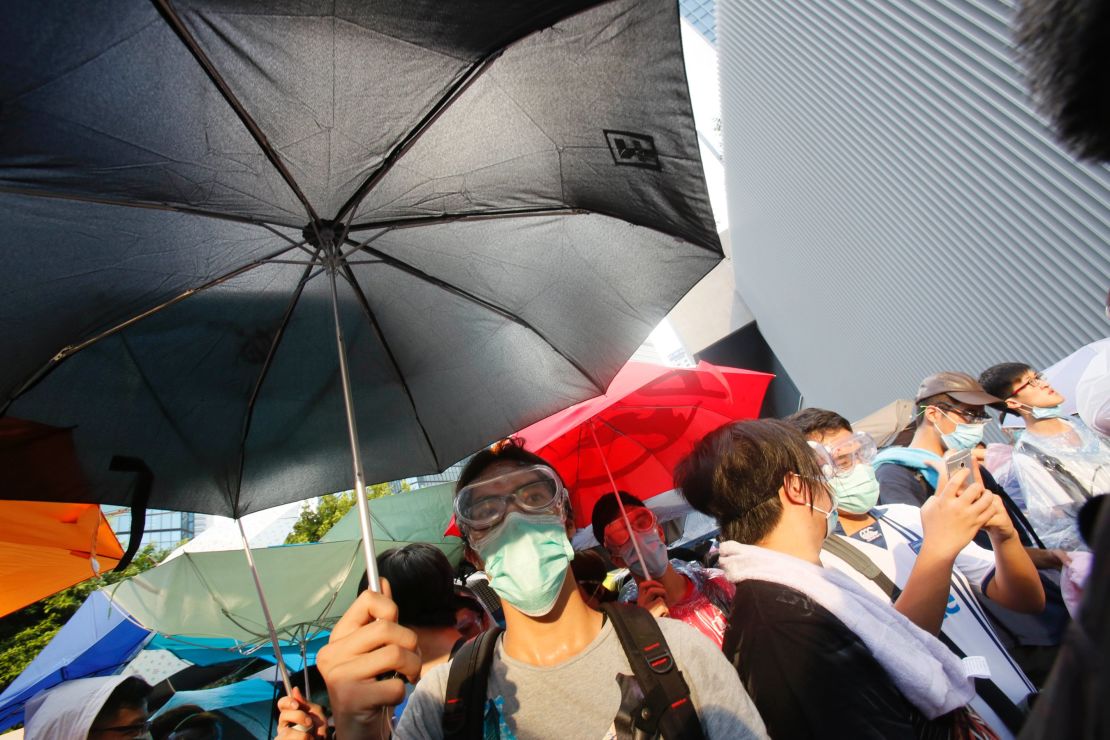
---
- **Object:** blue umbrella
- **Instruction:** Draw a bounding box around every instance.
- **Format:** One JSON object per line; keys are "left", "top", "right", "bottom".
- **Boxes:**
{"left": 0, "top": 590, "right": 149, "bottom": 730}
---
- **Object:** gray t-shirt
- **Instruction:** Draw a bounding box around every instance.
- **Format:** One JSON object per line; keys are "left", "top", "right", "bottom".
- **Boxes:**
{"left": 395, "top": 617, "right": 767, "bottom": 739}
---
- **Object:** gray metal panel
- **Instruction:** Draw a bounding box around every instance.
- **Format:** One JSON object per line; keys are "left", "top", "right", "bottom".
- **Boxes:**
{"left": 719, "top": 0, "right": 1110, "bottom": 419}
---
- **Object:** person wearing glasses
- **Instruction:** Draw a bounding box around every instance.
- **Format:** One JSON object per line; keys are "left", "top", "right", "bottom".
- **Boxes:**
{"left": 789, "top": 407, "right": 1043, "bottom": 738}
{"left": 311, "top": 438, "right": 768, "bottom": 740}
{"left": 871, "top": 373, "right": 1044, "bottom": 550}
{"left": 24, "top": 675, "right": 153, "bottom": 739}
{"left": 677, "top": 419, "right": 1000, "bottom": 739}
{"left": 979, "top": 363, "right": 1110, "bottom": 551}
{"left": 591, "top": 491, "right": 734, "bottom": 646}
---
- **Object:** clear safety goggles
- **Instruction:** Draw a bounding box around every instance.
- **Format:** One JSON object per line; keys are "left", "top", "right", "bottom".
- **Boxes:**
{"left": 602, "top": 506, "right": 658, "bottom": 550}
{"left": 817, "top": 432, "right": 877, "bottom": 477}
{"left": 453, "top": 464, "right": 566, "bottom": 533}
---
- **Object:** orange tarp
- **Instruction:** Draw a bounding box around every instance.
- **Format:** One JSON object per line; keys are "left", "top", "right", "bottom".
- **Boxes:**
{"left": 0, "top": 501, "right": 124, "bottom": 616}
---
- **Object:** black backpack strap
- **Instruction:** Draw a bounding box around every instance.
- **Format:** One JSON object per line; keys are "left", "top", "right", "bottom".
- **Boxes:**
{"left": 442, "top": 626, "right": 502, "bottom": 739}
{"left": 822, "top": 535, "right": 902, "bottom": 600}
{"left": 822, "top": 535, "right": 1026, "bottom": 734}
{"left": 601, "top": 602, "right": 705, "bottom": 740}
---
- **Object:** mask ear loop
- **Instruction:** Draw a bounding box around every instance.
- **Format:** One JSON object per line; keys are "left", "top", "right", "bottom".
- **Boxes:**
{"left": 588, "top": 420, "right": 649, "bottom": 575}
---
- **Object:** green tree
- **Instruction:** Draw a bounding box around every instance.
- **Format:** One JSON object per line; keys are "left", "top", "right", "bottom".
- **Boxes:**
{"left": 0, "top": 545, "right": 165, "bottom": 693}
{"left": 284, "top": 482, "right": 404, "bottom": 544}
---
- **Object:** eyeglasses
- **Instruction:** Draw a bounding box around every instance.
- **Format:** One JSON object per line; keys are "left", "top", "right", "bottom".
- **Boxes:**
{"left": 602, "top": 506, "right": 657, "bottom": 549}
{"left": 454, "top": 464, "right": 565, "bottom": 533}
{"left": 1008, "top": 372, "right": 1049, "bottom": 398}
{"left": 90, "top": 720, "right": 153, "bottom": 738}
{"left": 933, "top": 404, "right": 991, "bottom": 424}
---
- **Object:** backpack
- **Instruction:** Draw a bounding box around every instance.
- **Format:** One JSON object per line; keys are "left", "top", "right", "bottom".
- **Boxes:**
{"left": 441, "top": 602, "right": 705, "bottom": 739}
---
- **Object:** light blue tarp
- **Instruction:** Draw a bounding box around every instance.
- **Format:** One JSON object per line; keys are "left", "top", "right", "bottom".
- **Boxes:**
{"left": 0, "top": 590, "right": 150, "bottom": 730}
{"left": 154, "top": 678, "right": 278, "bottom": 739}
{"left": 147, "top": 633, "right": 329, "bottom": 671}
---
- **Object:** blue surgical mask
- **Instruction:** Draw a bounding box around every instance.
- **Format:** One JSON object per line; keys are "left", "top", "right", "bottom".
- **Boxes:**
{"left": 829, "top": 464, "right": 881, "bottom": 515}
{"left": 474, "top": 512, "right": 574, "bottom": 617}
{"left": 936, "top": 419, "right": 986, "bottom": 450}
{"left": 1030, "top": 404, "right": 1065, "bottom": 420}
{"left": 622, "top": 528, "right": 670, "bottom": 580}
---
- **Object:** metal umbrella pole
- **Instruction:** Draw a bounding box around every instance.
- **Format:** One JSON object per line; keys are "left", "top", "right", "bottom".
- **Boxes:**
{"left": 235, "top": 518, "right": 296, "bottom": 697}
{"left": 326, "top": 248, "right": 382, "bottom": 593}
{"left": 587, "top": 420, "right": 648, "bottom": 573}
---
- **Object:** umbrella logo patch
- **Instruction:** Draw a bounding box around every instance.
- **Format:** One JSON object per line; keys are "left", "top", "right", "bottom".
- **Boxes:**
{"left": 605, "top": 130, "right": 661, "bottom": 170}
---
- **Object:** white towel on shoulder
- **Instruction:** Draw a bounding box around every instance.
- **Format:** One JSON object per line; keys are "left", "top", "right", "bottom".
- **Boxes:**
{"left": 718, "top": 540, "right": 975, "bottom": 719}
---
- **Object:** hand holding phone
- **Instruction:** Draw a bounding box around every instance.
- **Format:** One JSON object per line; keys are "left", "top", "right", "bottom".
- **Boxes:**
{"left": 943, "top": 449, "right": 976, "bottom": 491}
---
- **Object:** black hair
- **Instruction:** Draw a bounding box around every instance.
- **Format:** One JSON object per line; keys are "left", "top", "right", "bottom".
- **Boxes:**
{"left": 979, "top": 363, "right": 1034, "bottom": 410}
{"left": 590, "top": 490, "right": 646, "bottom": 546}
{"left": 151, "top": 704, "right": 206, "bottom": 740}
{"left": 167, "top": 711, "right": 222, "bottom": 740}
{"left": 376, "top": 543, "right": 458, "bottom": 628}
{"left": 453, "top": 438, "right": 571, "bottom": 542}
{"left": 570, "top": 548, "right": 611, "bottom": 584}
{"left": 455, "top": 438, "right": 553, "bottom": 492}
{"left": 675, "top": 419, "right": 826, "bottom": 545}
{"left": 1015, "top": 0, "right": 1110, "bottom": 162}
{"left": 94, "top": 676, "right": 152, "bottom": 726}
{"left": 786, "top": 407, "right": 853, "bottom": 439}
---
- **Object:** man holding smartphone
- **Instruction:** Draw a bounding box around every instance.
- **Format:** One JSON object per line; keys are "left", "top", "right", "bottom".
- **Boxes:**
{"left": 871, "top": 371, "right": 1069, "bottom": 685}
{"left": 789, "top": 407, "right": 1044, "bottom": 737}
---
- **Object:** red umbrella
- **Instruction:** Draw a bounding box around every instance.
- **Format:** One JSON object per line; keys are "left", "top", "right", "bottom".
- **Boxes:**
{"left": 515, "top": 361, "right": 773, "bottom": 529}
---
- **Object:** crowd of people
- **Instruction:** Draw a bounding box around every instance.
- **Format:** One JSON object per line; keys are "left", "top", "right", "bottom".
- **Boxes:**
{"left": 17, "top": 359, "right": 1107, "bottom": 739}
{"left": 256, "top": 365, "right": 1104, "bottom": 739}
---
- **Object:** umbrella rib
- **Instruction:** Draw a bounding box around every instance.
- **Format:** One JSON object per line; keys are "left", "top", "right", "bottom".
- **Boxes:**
{"left": 1, "top": 241, "right": 304, "bottom": 414}
{"left": 150, "top": 0, "right": 319, "bottom": 223}
{"left": 332, "top": 48, "right": 506, "bottom": 224}
{"left": 0, "top": 185, "right": 306, "bottom": 230}
{"left": 335, "top": 263, "right": 442, "bottom": 472}
{"left": 346, "top": 206, "right": 587, "bottom": 233}
{"left": 344, "top": 240, "right": 605, "bottom": 394}
{"left": 233, "top": 249, "right": 323, "bottom": 514}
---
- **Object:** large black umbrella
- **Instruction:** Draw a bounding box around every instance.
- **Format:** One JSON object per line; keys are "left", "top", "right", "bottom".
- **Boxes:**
{"left": 0, "top": 0, "right": 719, "bottom": 572}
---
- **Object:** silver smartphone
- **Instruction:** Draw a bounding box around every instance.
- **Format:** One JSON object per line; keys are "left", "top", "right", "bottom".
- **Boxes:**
{"left": 943, "top": 449, "right": 975, "bottom": 489}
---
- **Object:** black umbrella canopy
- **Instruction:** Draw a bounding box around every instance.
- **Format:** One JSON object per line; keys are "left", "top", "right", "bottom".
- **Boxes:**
{"left": 0, "top": 0, "right": 722, "bottom": 518}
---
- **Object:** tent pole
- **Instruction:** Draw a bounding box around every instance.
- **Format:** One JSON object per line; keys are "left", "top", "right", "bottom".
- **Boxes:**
{"left": 327, "top": 256, "right": 381, "bottom": 593}
{"left": 236, "top": 519, "right": 295, "bottom": 697}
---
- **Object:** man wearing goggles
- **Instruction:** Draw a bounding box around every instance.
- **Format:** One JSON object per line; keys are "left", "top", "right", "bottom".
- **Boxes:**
{"left": 980, "top": 362, "right": 1110, "bottom": 551}
{"left": 314, "top": 439, "right": 768, "bottom": 740}
{"left": 591, "top": 491, "right": 734, "bottom": 647}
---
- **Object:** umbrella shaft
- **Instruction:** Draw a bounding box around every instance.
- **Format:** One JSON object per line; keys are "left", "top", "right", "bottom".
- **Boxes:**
{"left": 327, "top": 260, "right": 381, "bottom": 593}
{"left": 237, "top": 518, "right": 295, "bottom": 696}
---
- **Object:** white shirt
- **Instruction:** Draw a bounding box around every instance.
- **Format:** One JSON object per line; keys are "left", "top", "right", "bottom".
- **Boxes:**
{"left": 822, "top": 504, "right": 1035, "bottom": 739}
